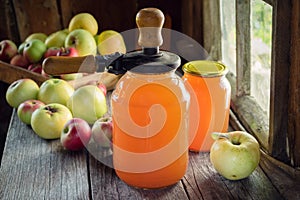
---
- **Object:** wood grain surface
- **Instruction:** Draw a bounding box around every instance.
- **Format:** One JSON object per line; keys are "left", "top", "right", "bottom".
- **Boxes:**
{"left": 0, "top": 109, "right": 284, "bottom": 200}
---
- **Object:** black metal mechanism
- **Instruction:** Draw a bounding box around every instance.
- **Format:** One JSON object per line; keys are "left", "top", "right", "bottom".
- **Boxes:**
{"left": 95, "top": 7, "right": 182, "bottom": 76}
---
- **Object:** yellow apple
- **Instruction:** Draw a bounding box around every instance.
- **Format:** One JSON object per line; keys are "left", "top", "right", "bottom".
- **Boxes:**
{"left": 95, "top": 30, "right": 126, "bottom": 55}
{"left": 6, "top": 79, "right": 40, "bottom": 108}
{"left": 31, "top": 103, "right": 73, "bottom": 139}
{"left": 25, "top": 32, "right": 48, "bottom": 43}
{"left": 65, "top": 29, "right": 97, "bottom": 56}
{"left": 67, "top": 85, "right": 107, "bottom": 124}
{"left": 45, "top": 30, "right": 68, "bottom": 48}
{"left": 210, "top": 131, "right": 260, "bottom": 180}
{"left": 38, "top": 78, "right": 74, "bottom": 106}
{"left": 68, "top": 13, "right": 98, "bottom": 36}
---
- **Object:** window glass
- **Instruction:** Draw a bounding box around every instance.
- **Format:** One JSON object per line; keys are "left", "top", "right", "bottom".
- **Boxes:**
{"left": 220, "top": 0, "right": 236, "bottom": 75}
{"left": 251, "top": 0, "right": 272, "bottom": 118}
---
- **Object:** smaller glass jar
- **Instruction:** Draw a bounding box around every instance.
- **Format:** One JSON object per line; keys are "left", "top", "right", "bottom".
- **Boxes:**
{"left": 182, "top": 61, "right": 231, "bottom": 152}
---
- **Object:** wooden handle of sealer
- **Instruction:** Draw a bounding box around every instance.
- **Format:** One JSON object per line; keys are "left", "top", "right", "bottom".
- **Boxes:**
{"left": 136, "top": 7, "right": 165, "bottom": 48}
{"left": 42, "top": 55, "right": 97, "bottom": 75}
{"left": 42, "top": 55, "right": 121, "bottom": 90}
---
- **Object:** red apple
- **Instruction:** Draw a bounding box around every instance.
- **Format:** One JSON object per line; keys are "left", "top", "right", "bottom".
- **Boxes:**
{"left": 17, "top": 99, "right": 45, "bottom": 125}
{"left": 57, "top": 47, "right": 79, "bottom": 57}
{"left": 92, "top": 116, "right": 112, "bottom": 148}
{"left": 27, "top": 63, "right": 42, "bottom": 74}
{"left": 0, "top": 39, "right": 18, "bottom": 62}
{"left": 96, "top": 82, "right": 107, "bottom": 96}
{"left": 60, "top": 118, "right": 92, "bottom": 151}
{"left": 10, "top": 54, "right": 30, "bottom": 68}
{"left": 43, "top": 47, "right": 61, "bottom": 58}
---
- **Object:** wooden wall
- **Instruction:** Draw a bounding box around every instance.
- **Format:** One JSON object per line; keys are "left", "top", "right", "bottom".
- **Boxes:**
{"left": 0, "top": 0, "right": 203, "bottom": 46}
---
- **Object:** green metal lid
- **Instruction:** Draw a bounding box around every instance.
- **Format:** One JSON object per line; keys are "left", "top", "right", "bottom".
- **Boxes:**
{"left": 182, "top": 60, "right": 228, "bottom": 77}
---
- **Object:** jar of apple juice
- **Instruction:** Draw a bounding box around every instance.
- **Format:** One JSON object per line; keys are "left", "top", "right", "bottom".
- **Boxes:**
{"left": 111, "top": 64, "right": 190, "bottom": 189}
{"left": 182, "top": 60, "right": 231, "bottom": 152}
{"left": 110, "top": 7, "right": 191, "bottom": 189}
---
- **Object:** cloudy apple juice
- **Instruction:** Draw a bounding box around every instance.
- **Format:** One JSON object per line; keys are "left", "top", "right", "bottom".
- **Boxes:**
{"left": 182, "top": 61, "right": 231, "bottom": 152}
{"left": 111, "top": 68, "right": 190, "bottom": 189}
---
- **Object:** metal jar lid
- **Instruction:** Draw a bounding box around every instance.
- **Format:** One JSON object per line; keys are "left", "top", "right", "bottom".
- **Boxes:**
{"left": 182, "top": 60, "right": 228, "bottom": 77}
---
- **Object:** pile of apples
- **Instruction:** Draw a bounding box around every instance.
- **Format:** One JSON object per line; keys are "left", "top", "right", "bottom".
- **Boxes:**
{"left": 1, "top": 12, "right": 127, "bottom": 151}
{"left": 0, "top": 12, "right": 126, "bottom": 79}
{"left": 5, "top": 77, "right": 113, "bottom": 151}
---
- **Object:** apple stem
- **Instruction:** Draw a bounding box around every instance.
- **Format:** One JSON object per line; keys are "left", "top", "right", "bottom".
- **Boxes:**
{"left": 211, "top": 132, "right": 229, "bottom": 140}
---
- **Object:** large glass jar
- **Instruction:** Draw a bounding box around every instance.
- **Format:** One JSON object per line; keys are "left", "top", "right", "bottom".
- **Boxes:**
{"left": 111, "top": 65, "right": 190, "bottom": 189}
{"left": 182, "top": 61, "right": 231, "bottom": 152}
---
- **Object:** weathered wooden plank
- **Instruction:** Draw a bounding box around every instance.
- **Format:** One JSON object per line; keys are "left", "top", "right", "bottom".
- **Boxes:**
{"left": 0, "top": 110, "right": 90, "bottom": 200}
{"left": 259, "top": 150, "right": 300, "bottom": 200}
{"left": 269, "top": 0, "right": 291, "bottom": 164}
{"left": 88, "top": 153, "right": 190, "bottom": 200}
{"left": 180, "top": 0, "right": 203, "bottom": 46}
{"left": 182, "top": 152, "right": 282, "bottom": 200}
{"left": 0, "top": 61, "right": 48, "bottom": 86}
{"left": 0, "top": 106, "right": 294, "bottom": 200}
{"left": 236, "top": 0, "right": 251, "bottom": 96}
{"left": 182, "top": 153, "right": 230, "bottom": 199}
{"left": 0, "top": 0, "right": 20, "bottom": 42}
{"left": 225, "top": 161, "right": 283, "bottom": 200}
{"left": 12, "top": 0, "right": 62, "bottom": 41}
{"left": 226, "top": 72, "right": 269, "bottom": 150}
{"left": 202, "top": 0, "right": 222, "bottom": 60}
{"left": 288, "top": 0, "right": 300, "bottom": 168}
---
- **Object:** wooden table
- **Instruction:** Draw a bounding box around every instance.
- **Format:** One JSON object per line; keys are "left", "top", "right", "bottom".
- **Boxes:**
{"left": 0, "top": 109, "right": 283, "bottom": 200}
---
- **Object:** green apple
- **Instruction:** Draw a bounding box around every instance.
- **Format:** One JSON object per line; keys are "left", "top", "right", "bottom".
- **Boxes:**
{"left": 18, "top": 42, "right": 26, "bottom": 54}
{"left": 45, "top": 30, "right": 68, "bottom": 48}
{"left": 95, "top": 30, "right": 126, "bottom": 55}
{"left": 6, "top": 79, "right": 39, "bottom": 108}
{"left": 67, "top": 85, "right": 107, "bottom": 124}
{"left": 65, "top": 29, "right": 97, "bottom": 56}
{"left": 68, "top": 13, "right": 98, "bottom": 36}
{"left": 38, "top": 78, "right": 74, "bottom": 106}
{"left": 23, "top": 39, "right": 47, "bottom": 63}
{"left": 210, "top": 131, "right": 260, "bottom": 180}
{"left": 25, "top": 32, "right": 48, "bottom": 43}
{"left": 31, "top": 103, "right": 73, "bottom": 139}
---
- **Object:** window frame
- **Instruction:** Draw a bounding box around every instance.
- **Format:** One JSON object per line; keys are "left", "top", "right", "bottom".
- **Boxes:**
{"left": 202, "top": 0, "right": 300, "bottom": 171}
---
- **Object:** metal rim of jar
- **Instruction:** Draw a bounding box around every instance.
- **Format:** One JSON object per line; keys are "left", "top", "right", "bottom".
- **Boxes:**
{"left": 182, "top": 60, "right": 229, "bottom": 78}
